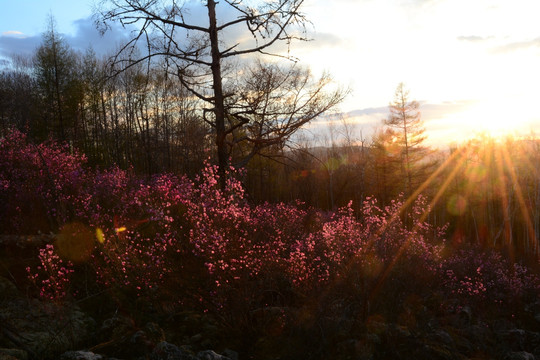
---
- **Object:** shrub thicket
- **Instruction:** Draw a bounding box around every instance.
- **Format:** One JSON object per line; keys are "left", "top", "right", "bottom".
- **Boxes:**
{"left": 1, "top": 129, "right": 539, "bottom": 358}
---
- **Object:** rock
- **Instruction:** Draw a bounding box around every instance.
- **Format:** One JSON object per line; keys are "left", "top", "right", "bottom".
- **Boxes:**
{"left": 416, "top": 344, "right": 457, "bottom": 360}
{"left": 190, "top": 333, "right": 203, "bottom": 344}
{"left": 59, "top": 351, "right": 103, "bottom": 360}
{"left": 98, "top": 315, "right": 135, "bottom": 343}
{"left": 430, "top": 330, "right": 454, "bottom": 346}
{"left": 1, "top": 298, "right": 95, "bottom": 359}
{"left": 459, "top": 323, "right": 495, "bottom": 355}
{"left": 525, "top": 302, "right": 540, "bottom": 325}
{"left": 391, "top": 324, "right": 411, "bottom": 339}
{"left": 196, "top": 350, "right": 230, "bottom": 360}
{"left": 221, "top": 349, "right": 238, "bottom": 360}
{"left": 451, "top": 331, "right": 473, "bottom": 355}
{"left": 144, "top": 322, "right": 166, "bottom": 344}
{"left": 501, "top": 329, "right": 528, "bottom": 351}
{"left": 150, "top": 341, "right": 196, "bottom": 360}
{"left": 128, "top": 323, "right": 165, "bottom": 352}
{"left": 457, "top": 306, "right": 472, "bottom": 326}
{"left": 130, "top": 329, "right": 155, "bottom": 352}
{"left": 90, "top": 320, "right": 165, "bottom": 358}
{"left": 0, "top": 354, "right": 18, "bottom": 360}
{"left": 0, "top": 348, "right": 28, "bottom": 360}
{"left": 493, "top": 318, "right": 517, "bottom": 333}
{"left": 200, "top": 339, "right": 214, "bottom": 350}
{"left": 504, "top": 351, "right": 535, "bottom": 360}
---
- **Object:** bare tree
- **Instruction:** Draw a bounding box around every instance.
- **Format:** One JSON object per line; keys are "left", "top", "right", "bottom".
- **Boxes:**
{"left": 95, "top": 0, "right": 343, "bottom": 186}
{"left": 226, "top": 61, "right": 345, "bottom": 167}
{"left": 0, "top": 58, "right": 38, "bottom": 136}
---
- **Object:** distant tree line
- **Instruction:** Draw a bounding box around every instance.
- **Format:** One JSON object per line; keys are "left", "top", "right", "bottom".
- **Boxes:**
{"left": 1, "top": 20, "right": 209, "bottom": 175}
{"left": 270, "top": 131, "right": 540, "bottom": 260}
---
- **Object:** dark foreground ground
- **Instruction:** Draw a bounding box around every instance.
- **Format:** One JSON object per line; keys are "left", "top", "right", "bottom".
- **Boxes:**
{"left": 1, "top": 236, "right": 540, "bottom": 360}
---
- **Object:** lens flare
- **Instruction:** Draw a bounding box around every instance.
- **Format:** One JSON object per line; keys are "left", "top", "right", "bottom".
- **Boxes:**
{"left": 447, "top": 194, "right": 467, "bottom": 216}
{"left": 55, "top": 222, "right": 94, "bottom": 263}
{"left": 96, "top": 228, "right": 105, "bottom": 244}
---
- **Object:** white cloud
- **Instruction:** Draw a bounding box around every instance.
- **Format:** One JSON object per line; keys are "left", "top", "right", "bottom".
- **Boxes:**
{"left": 0, "top": 16, "right": 133, "bottom": 59}
{"left": 457, "top": 35, "right": 494, "bottom": 43}
{"left": 1, "top": 31, "right": 27, "bottom": 38}
{"left": 492, "top": 37, "right": 540, "bottom": 54}
{"left": 68, "top": 17, "right": 131, "bottom": 55}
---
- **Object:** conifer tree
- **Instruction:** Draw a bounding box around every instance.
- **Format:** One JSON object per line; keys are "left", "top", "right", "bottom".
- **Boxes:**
{"left": 384, "top": 83, "right": 429, "bottom": 197}
{"left": 34, "top": 15, "right": 79, "bottom": 141}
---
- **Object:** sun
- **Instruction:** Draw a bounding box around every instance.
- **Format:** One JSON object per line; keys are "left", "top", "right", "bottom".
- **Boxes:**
{"left": 466, "top": 102, "right": 515, "bottom": 137}
{"left": 441, "top": 96, "right": 536, "bottom": 142}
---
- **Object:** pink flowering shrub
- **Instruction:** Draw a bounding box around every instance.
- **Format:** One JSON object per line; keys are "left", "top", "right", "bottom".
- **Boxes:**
{"left": 365, "top": 195, "right": 446, "bottom": 268}
{"left": 73, "top": 166, "right": 135, "bottom": 228}
{"left": 289, "top": 195, "right": 446, "bottom": 296}
{"left": 439, "top": 248, "right": 540, "bottom": 310}
{"left": 188, "top": 169, "right": 316, "bottom": 286}
{"left": 84, "top": 173, "right": 193, "bottom": 296}
{"left": 287, "top": 195, "right": 449, "bottom": 325}
{"left": 250, "top": 200, "right": 311, "bottom": 279}
{"left": 26, "top": 244, "right": 74, "bottom": 302}
{"left": 0, "top": 129, "right": 87, "bottom": 233}
{"left": 6, "top": 129, "right": 539, "bottom": 335}
{"left": 0, "top": 129, "right": 189, "bottom": 299}
{"left": 186, "top": 163, "right": 253, "bottom": 286}
{"left": 181, "top": 164, "right": 318, "bottom": 317}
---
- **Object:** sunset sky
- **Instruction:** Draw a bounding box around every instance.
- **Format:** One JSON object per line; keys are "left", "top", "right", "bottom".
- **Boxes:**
{"left": 1, "top": 0, "right": 539, "bottom": 146}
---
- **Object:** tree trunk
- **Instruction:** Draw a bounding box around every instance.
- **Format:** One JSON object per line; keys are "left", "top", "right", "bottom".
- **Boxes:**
{"left": 52, "top": 39, "right": 65, "bottom": 141}
{"left": 207, "top": 0, "right": 227, "bottom": 189}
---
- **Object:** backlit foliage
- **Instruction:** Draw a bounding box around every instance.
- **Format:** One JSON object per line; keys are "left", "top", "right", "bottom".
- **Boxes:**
{"left": 1, "top": 129, "right": 538, "bottom": 323}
